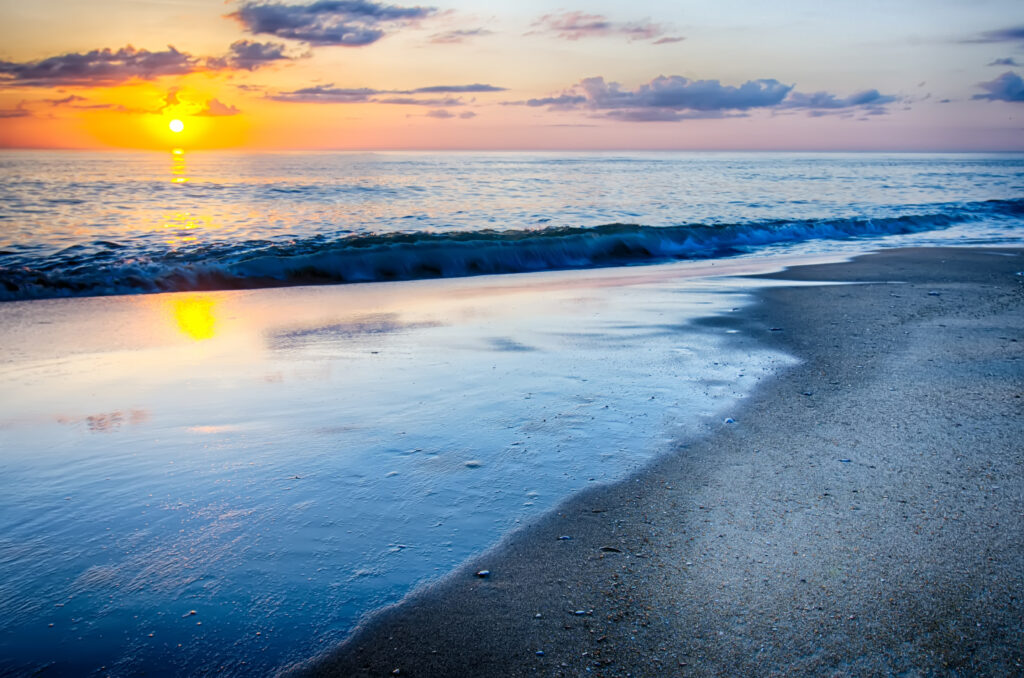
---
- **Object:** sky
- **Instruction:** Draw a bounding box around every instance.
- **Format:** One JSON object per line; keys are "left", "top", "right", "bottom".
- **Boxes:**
{"left": 0, "top": 0, "right": 1022, "bottom": 151}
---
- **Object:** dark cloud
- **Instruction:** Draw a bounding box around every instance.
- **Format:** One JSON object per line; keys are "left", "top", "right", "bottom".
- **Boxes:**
{"left": 0, "top": 40, "right": 298, "bottom": 87}
{"left": 459, "top": 111, "right": 475, "bottom": 119}
{"left": 410, "top": 83, "right": 504, "bottom": 93}
{"left": 270, "top": 85, "right": 378, "bottom": 102}
{"left": 580, "top": 75, "right": 793, "bottom": 112}
{"left": 988, "top": 57, "right": 1020, "bottom": 67}
{"left": 521, "top": 94, "right": 589, "bottom": 108}
{"left": 509, "top": 75, "right": 899, "bottom": 121}
{"left": 530, "top": 11, "right": 675, "bottom": 43}
{"left": 270, "top": 82, "right": 504, "bottom": 104}
{"left": 215, "top": 40, "right": 299, "bottom": 70}
{"left": 429, "top": 28, "right": 493, "bottom": 44}
{"left": 973, "top": 71, "right": 1024, "bottom": 102}
{"left": 0, "top": 46, "right": 200, "bottom": 86}
{"left": 963, "top": 26, "right": 1024, "bottom": 44}
{"left": 375, "top": 96, "right": 462, "bottom": 106}
{"left": 233, "top": 83, "right": 269, "bottom": 93}
{"left": 782, "top": 89, "right": 898, "bottom": 109}
{"left": 228, "top": 0, "right": 436, "bottom": 47}
{"left": 652, "top": 36, "right": 685, "bottom": 45}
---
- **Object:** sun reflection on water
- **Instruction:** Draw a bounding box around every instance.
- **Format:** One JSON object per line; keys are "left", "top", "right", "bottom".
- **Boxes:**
{"left": 170, "top": 149, "right": 189, "bottom": 184}
{"left": 173, "top": 296, "right": 218, "bottom": 341}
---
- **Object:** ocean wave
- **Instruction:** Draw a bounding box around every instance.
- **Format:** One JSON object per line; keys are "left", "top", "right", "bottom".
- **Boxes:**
{"left": 1, "top": 198, "right": 1021, "bottom": 301}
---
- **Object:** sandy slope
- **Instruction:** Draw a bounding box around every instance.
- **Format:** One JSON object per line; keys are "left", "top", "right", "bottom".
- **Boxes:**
{"left": 298, "top": 247, "right": 1024, "bottom": 678}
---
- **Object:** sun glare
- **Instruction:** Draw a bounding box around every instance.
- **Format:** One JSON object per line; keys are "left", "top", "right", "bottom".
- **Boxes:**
{"left": 169, "top": 119, "right": 185, "bottom": 133}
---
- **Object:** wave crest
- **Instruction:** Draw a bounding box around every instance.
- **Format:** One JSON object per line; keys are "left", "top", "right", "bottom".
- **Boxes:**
{"left": 2, "top": 198, "right": 1021, "bottom": 301}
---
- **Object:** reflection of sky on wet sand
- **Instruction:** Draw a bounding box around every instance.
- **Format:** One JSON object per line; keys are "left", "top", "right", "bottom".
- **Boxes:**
{"left": 0, "top": 259, "right": 801, "bottom": 676}
{"left": 173, "top": 296, "right": 217, "bottom": 341}
{"left": 56, "top": 408, "right": 149, "bottom": 433}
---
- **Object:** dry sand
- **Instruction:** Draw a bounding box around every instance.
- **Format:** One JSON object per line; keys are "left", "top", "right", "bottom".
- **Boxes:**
{"left": 296, "top": 247, "right": 1024, "bottom": 677}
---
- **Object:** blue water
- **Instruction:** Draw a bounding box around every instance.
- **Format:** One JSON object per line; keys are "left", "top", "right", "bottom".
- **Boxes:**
{"left": 1, "top": 151, "right": 1022, "bottom": 300}
{"left": 1, "top": 152, "right": 1023, "bottom": 676}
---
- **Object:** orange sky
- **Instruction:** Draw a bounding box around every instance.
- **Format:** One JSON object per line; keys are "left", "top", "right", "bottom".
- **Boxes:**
{"left": 1, "top": 1, "right": 1022, "bottom": 151}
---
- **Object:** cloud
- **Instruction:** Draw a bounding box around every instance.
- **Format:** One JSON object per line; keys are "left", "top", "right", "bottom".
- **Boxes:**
{"left": 44, "top": 94, "right": 87, "bottom": 105}
{"left": 418, "top": 109, "right": 475, "bottom": 119}
{"left": 509, "top": 75, "right": 899, "bottom": 121}
{"left": 520, "top": 94, "right": 589, "bottom": 109}
{"left": 988, "top": 57, "right": 1020, "bottom": 67}
{"left": 155, "top": 88, "right": 183, "bottom": 113}
{"left": 429, "top": 28, "right": 492, "bottom": 44}
{"left": 270, "top": 84, "right": 378, "bottom": 102}
{"left": 197, "top": 98, "right": 242, "bottom": 116}
{"left": 375, "top": 96, "right": 462, "bottom": 106}
{"left": 0, "top": 101, "right": 30, "bottom": 118}
{"left": 270, "top": 82, "right": 504, "bottom": 103}
{"left": 963, "top": 26, "right": 1024, "bottom": 44}
{"left": 0, "top": 45, "right": 200, "bottom": 86}
{"left": 410, "top": 83, "right": 504, "bottom": 93}
{"left": 0, "top": 40, "right": 299, "bottom": 86}
{"left": 227, "top": 0, "right": 436, "bottom": 47}
{"left": 606, "top": 109, "right": 741, "bottom": 122}
{"left": 42, "top": 94, "right": 119, "bottom": 110}
{"left": 152, "top": 87, "right": 242, "bottom": 116}
{"left": 579, "top": 75, "right": 793, "bottom": 114}
{"left": 529, "top": 11, "right": 679, "bottom": 43}
{"left": 972, "top": 71, "right": 1024, "bottom": 102}
{"left": 214, "top": 40, "right": 300, "bottom": 70}
{"left": 782, "top": 89, "right": 898, "bottom": 110}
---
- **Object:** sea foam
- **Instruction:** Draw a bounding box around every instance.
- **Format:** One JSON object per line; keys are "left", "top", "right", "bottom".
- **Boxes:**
{"left": 2, "top": 198, "right": 1020, "bottom": 300}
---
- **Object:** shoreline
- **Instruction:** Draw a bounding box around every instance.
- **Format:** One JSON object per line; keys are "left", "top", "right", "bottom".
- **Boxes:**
{"left": 297, "top": 247, "right": 1024, "bottom": 677}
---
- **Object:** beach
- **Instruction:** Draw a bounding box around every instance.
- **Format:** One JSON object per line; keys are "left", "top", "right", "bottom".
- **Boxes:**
{"left": 0, "top": 252, "right": 801, "bottom": 675}
{"left": 3, "top": 0, "right": 1024, "bottom": 671}
{"left": 1, "top": 150, "right": 1022, "bottom": 676}
{"left": 300, "top": 247, "right": 1024, "bottom": 677}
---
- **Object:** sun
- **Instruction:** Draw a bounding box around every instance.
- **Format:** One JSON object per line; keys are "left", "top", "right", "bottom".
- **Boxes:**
{"left": 169, "top": 119, "right": 185, "bottom": 133}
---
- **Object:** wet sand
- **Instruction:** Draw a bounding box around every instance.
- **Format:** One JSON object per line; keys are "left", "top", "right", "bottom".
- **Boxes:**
{"left": 297, "top": 247, "right": 1024, "bottom": 677}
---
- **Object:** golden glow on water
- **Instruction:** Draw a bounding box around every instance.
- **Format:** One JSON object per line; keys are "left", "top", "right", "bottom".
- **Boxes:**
{"left": 173, "top": 296, "right": 218, "bottom": 341}
{"left": 170, "top": 149, "right": 188, "bottom": 184}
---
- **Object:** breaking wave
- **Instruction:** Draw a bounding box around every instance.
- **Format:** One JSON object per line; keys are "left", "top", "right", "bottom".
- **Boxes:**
{"left": 1, "top": 198, "right": 1021, "bottom": 301}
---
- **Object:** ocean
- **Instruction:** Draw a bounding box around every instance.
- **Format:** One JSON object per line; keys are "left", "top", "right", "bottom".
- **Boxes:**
{"left": 0, "top": 151, "right": 1022, "bottom": 676}
{"left": 2, "top": 151, "right": 1022, "bottom": 300}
